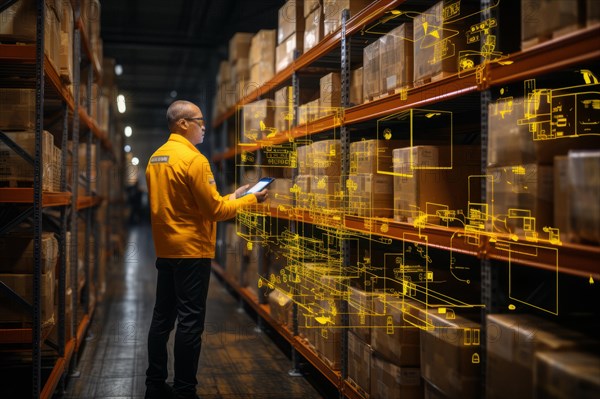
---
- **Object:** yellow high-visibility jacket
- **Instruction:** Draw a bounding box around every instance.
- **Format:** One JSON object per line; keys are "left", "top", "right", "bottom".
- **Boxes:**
{"left": 146, "top": 134, "right": 256, "bottom": 258}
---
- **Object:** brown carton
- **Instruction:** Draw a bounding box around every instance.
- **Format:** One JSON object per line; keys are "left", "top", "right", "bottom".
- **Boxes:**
{"left": 350, "top": 139, "right": 404, "bottom": 175}
{"left": 311, "top": 175, "right": 341, "bottom": 209}
{"left": 304, "top": 6, "right": 323, "bottom": 52}
{"left": 0, "top": 232, "right": 58, "bottom": 274}
{"left": 0, "top": 89, "right": 36, "bottom": 130}
{"left": 296, "top": 144, "right": 312, "bottom": 175}
{"left": 319, "top": 72, "right": 341, "bottom": 109}
{"left": 380, "top": 23, "right": 413, "bottom": 94}
{"left": 311, "top": 139, "right": 341, "bottom": 176}
{"left": 350, "top": 67, "right": 363, "bottom": 106}
{"left": 534, "top": 351, "right": 600, "bottom": 399}
{"left": 589, "top": 0, "right": 600, "bottom": 26}
{"left": 363, "top": 39, "right": 380, "bottom": 100}
{"left": 347, "top": 331, "right": 372, "bottom": 397}
{"left": 278, "top": 0, "right": 305, "bottom": 44}
{"left": 0, "top": 271, "right": 55, "bottom": 326}
{"left": 249, "top": 29, "right": 276, "bottom": 67}
{"left": 522, "top": 0, "right": 583, "bottom": 49}
{"left": 229, "top": 32, "right": 254, "bottom": 62}
{"left": 568, "top": 151, "right": 600, "bottom": 244}
{"left": 270, "top": 178, "right": 294, "bottom": 207}
{"left": 323, "top": 0, "right": 372, "bottom": 36}
{"left": 241, "top": 99, "right": 275, "bottom": 143}
{"left": 348, "top": 174, "right": 394, "bottom": 218}
{"left": 348, "top": 286, "right": 374, "bottom": 344}
{"left": 371, "top": 355, "right": 423, "bottom": 399}
{"left": 276, "top": 32, "right": 304, "bottom": 73}
{"left": 268, "top": 288, "right": 293, "bottom": 331}
{"left": 304, "top": 0, "right": 320, "bottom": 18}
{"left": 294, "top": 174, "right": 312, "bottom": 209}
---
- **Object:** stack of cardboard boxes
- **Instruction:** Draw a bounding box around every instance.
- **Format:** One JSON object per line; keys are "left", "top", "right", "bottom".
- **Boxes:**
{"left": 249, "top": 30, "right": 276, "bottom": 87}
{"left": 304, "top": 0, "right": 323, "bottom": 52}
{"left": 276, "top": 0, "right": 305, "bottom": 73}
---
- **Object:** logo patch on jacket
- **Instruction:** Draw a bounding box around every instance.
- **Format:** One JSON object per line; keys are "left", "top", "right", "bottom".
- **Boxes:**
{"left": 150, "top": 156, "right": 169, "bottom": 163}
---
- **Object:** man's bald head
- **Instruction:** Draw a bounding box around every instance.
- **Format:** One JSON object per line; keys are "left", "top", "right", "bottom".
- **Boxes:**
{"left": 167, "top": 100, "right": 196, "bottom": 131}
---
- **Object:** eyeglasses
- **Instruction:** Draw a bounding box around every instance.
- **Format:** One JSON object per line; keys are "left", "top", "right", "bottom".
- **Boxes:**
{"left": 184, "top": 117, "right": 204, "bottom": 127}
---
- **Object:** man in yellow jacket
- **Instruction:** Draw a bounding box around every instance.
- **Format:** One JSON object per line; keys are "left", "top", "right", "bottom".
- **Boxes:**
{"left": 144, "top": 100, "right": 267, "bottom": 399}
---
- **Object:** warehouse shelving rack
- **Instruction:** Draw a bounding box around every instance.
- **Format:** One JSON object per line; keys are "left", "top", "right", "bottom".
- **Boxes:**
{"left": 0, "top": 1, "right": 117, "bottom": 397}
{"left": 212, "top": 1, "right": 600, "bottom": 398}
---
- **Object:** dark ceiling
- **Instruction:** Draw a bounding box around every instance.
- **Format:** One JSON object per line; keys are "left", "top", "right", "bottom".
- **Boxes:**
{"left": 100, "top": 0, "right": 285, "bottom": 165}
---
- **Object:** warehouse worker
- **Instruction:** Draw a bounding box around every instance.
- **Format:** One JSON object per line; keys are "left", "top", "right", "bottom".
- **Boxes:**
{"left": 144, "top": 100, "right": 268, "bottom": 399}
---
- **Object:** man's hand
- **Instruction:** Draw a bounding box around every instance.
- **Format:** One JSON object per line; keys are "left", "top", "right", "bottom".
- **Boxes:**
{"left": 230, "top": 184, "right": 250, "bottom": 200}
{"left": 254, "top": 189, "right": 268, "bottom": 203}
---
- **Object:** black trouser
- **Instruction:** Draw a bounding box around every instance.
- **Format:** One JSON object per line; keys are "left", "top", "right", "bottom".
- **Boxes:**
{"left": 146, "top": 258, "right": 212, "bottom": 397}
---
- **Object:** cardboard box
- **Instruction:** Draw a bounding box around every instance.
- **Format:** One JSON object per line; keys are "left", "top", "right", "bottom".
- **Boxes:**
{"left": 0, "top": 232, "right": 58, "bottom": 274}
{"left": 268, "top": 288, "right": 293, "bottom": 331}
{"left": 350, "top": 139, "right": 403, "bottom": 175}
{"left": 217, "top": 60, "right": 231, "bottom": 85}
{"left": 311, "top": 139, "right": 341, "bottom": 176}
{"left": 312, "top": 175, "right": 341, "bottom": 209}
{"left": 304, "top": 0, "right": 320, "bottom": 17}
{"left": 276, "top": 32, "right": 304, "bottom": 73}
{"left": 380, "top": 23, "right": 413, "bottom": 94}
{"left": 363, "top": 39, "right": 380, "bottom": 100}
{"left": 371, "top": 355, "right": 423, "bottom": 399}
{"left": 371, "top": 297, "right": 421, "bottom": 367}
{"left": 229, "top": 32, "right": 254, "bottom": 62}
{"left": 230, "top": 58, "right": 250, "bottom": 84}
{"left": 58, "top": 0, "right": 74, "bottom": 84}
{"left": 568, "top": 151, "right": 600, "bottom": 244}
{"left": 553, "top": 156, "right": 570, "bottom": 241}
{"left": 348, "top": 331, "right": 372, "bottom": 397}
{"left": 323, "top": 0, "right": 372, "bottom": 36}
{"left": 249, "top": 29, "right": 276, "bottom": 67}
{"left": 534, "top": 351, "right": 600, "bottom": 399}
{"left": 294, "top": 174, "right": 312, "bottom": 208}
{"left": 350, "top": 67, "right": 363, "bottom": 106}
{"left": 296, "top": 144, "right": 312, "bottom": 175}
{"left": 304, "top": 6, "right": 323, "bottom": 52}
{"left": 522, "top": 0, "right": 583, "bottom": 49}
{"left": 348, "top": 286, "right": 373, "bottom": 344}
{"left": 488, "top": 97, "right": 536, "bottom": 167}
{"left": 589, "top": 0, "right": 600, "bottom": 26}
{"left": 413, "top": 0, "right": 477, "bottom": 82}
{"left": 419, "top": 308, "right": 481, "bottom": 399}
{"left": 241, "top": 99, "right": 275, "bottom": 143}
{"left": 319, "top": 72, "right": 341, "bottom": 108}
{"left": 348, "top": 174, "right": 394, "bottom": 218}
{"left": 273, "top": 86, "right": 314, "bottom": 132}
{"left": 278, "top": 0, "right": 305, "bottom": 44}
{"left": 0, "top": 130, "right": 56, "bottom": 191}
{"left": 0, "top": 89, "right": 36, "bottom": 130}
{"left": 486, "top": 313, "right": 597, "bottom": 399}
{"left": 0, "top": 271, "right": 55, "bottom": 326}
{"left": 249, "top": 61, "right": 274, "bottom": 88}
{"left": 270, "top": 178, "right": 293, "bottom": 207}
{"left": 486, "top": 164, "right": 553, "bottom": 234}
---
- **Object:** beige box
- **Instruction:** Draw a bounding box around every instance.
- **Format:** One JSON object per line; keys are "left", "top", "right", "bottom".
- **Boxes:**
{"left": 276, "top": 32, "right": 304, "bottom": 73}
{"left": 249, "top": 61, "right": 276, "bottom": 89}
{"left": 348, "top": 286, "right": 373, "bottom": 344}
{"left": 522, "top": 0, "right": 583, "bottom": 49}
{"left": 270, "top": 178, "right": 294, "bottom": 207}
{"left": 274, "top": 86, "right": 296, "bottom": 133}
{"left": 0, "top": 271, "right": 55, "bottom": 326}
{"left": 229, "top": 32, "right": 254, "bottom": 62}
{"left": 0, "top": 130, "right": 56, "bottom": 191}
{"left": 296, "top": 144, "right": 313, "bottom": 175}
{"left": 371, "top": 298, "right": 421, "bottom": 367}
{"left": 311, "top": 139, "right": 341, "bottom": 176}
{"left": 348, "top": 174, "right": 394, "bottom": 218}
{"left": 350, "top": 139, "right": 404, "bottom": 175}
{"left": 348, "top": 331, "right": 372, "bottom": 397}
{"left": 0, "top": 89, "right": 36, "bottom": 130}
{"left": 486, "top": 164, "right": 553, "bottom": 234}
{"left": 0, "top": 232, "right": 58, "bottom": 274}
{"left": 278, "top": 0, "right": 305, "bottom": 44}
{"left": 294, "top": 174, "right": 312, "bottom": 209}
{"left": 315, "top": 325, "right": 343, "bottom": 370}
{"left": 419, "top": 308, "right": 481, "bottom": 399}
{"left": 323, "top": 0, "right": 372, "bottom": 36}
{"left": 249, "top": 29, "right": 276, "bottom": 67}
{"left": 241, "top": 99, "right": 275, "bottom": 143}
{"left": 568, "top": 151, "right": 600, "bottom": 244}
{"left": 371, "top": 355, "right": 423, "bottom": 399}
{"left": 380, "top": 23, "right": 413, "bottom": 94}
{"left": 304, "top": 0, "right": 320, "bottom": 17}
{"left": 58, "top": 0, "right": 74, "bottom": 84}
{"left": 486, "top": 314, "right": 596, "bottom": 399}
{"left": 304, "top": 6, "right": 323, "bottom": 52}
{"left": 363, "top": 39, "right": 380, "bottom": 100}
{"left": 350, "top": 67, "right": 363, "bottom": 105}
{"left": 312, "top": 175, "right": 341, "bottom": 209}
{"left": 534, "top": 351, "right": 600, "bottom": 399}
{"left": 230, "top": 58, "right": 250, "bottom": 84}
{"left": 320, "top": 72, "right": 341, "bottom": 109}
{"left": 268, "top": 288, "right": 293, "bottom": 331}
{"left": 413, "top": 0, "right": 477, "bottom": 82}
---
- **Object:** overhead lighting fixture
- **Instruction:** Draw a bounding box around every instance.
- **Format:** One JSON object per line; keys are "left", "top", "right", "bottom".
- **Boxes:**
{"left": 124, "top": 145, "right": 131, "bottom": 153}
{"left": 117, "top": 94, "right": 126, "bottom": 113}
{"left": 124, "top": 126, "right": 132, "bottom": 137}
{"left": 170, "top": 90, "right": 177, "bottom": 98}
{"left": 115, "top": 64, "right": 123, "bottom": 76}
{"left": 131, "top": 157, "right": 140, "bottom": 166}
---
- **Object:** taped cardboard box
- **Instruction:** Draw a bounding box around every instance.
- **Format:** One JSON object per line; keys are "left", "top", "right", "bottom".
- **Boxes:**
{"left": 58, "top": 0, "right": 74, "bottom": 84}
{"left": 319, "top": 72, "right": 341, "bottom": 109}
{"left": 348, "top": 286, "right": 374, "bottom": 344}
{"left": 371, "top": 355, "right": 423, "bottom": 399}
{"left": 568, "top": 151, "right": 600, "bottom": 244}
{"left": 0, "top": 89, "right": 36, "bottom": 130}
{"left": 380, "top": 23, "right": 413, "bottom": 94}
{"left": 249, "top": 29, "right": 276, "bottom": 67}
{"left": 419, "top": 308, "right": 481, "bottom": 399}
{"left": 230, "top": 58, "right": 250, "bottom": 85}
{"left": 304, "top": 6, "right": 323, "bottom": 52}
{"left": 311, "top": 139, "right": 341, "bottom": 176}
{"left": 363, "top": 39, "right": 380, "bottom": 100}
{"left": 323, "top": 0, "right": 372, "bottom": 36}
{"left": 534, "top": 350, "right": 600, "bottom": 399}
{"left": 0, "top": 232, "right": 58, "bottom": 274}
{"left": 278, "top": 0, "right": 305, "bottom": 44}
{"left": 276, "top": 32, "right": 304, "bottom": 73}
{"left": 486, "top": 313, "right": 598, "bottom": 399}
{"left": 0, "top": 271, "right": 55, "bottom": 327}
{"left": 241, "top": 99, "right": 275, "bottom": 143}
{"left": 347, "top": 331, "right": 372, "bottom": 398}
{"left": 371, "top": 297, "right": 421, "bottom": 367}
{"left": 347, "top": 173, "right": 394, "bottom": 218}
{"left": 350, "top": 139, "right": 404, "bottom": 175}
{"left": 268, "top": 288, "right": 293, "bottom": 331}
{"left": 229, "top": 32, "right": 254, "bottom": 62}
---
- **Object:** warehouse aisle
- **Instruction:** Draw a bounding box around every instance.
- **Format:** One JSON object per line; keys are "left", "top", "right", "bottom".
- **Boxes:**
{"left": 62, "top": 221, "right": 323, "bottom": 399}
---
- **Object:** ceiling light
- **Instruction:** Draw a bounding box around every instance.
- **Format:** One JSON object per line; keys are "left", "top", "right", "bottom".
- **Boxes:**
{"left": 124, "top": 126, "right": 132, "bottom": 137}
{"left": 117, "top": 94, "right": 126, "bottom": 113}
{"left": 124, "top": 145, "right": 131, "bottom": 153}
{"left": 170, "top": 90, "right": 177, "bottom": 98}
{"left": 131, "top": 157, "right": 140, "bottom": 166}
{"left": 115, "top": 64, "right": 123, "bottom": 76}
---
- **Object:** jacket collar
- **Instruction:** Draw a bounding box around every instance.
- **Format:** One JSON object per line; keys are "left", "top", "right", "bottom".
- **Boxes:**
{"left": 168, "top": 133, "right": 199, "bottom": 153}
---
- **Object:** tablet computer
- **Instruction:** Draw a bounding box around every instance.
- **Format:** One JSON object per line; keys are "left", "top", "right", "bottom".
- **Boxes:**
{"left": 243, "top": 177, "right": 275, "bottom": 196}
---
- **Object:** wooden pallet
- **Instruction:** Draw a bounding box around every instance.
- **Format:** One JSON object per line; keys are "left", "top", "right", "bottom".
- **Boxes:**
{"left": 413, "top": 71, "right": 453, "bottom": 88}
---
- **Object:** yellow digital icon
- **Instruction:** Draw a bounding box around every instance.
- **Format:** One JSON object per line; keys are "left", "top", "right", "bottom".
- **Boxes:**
{"left": 508, "top": 304, "right": 516, "bottom": 310}
{"left": 472, "top": 353, "right": 480, "bottom": 364}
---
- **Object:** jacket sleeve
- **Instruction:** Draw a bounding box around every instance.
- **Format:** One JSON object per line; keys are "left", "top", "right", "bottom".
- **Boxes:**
{"left": 187, "top": 155, "right": 256, "bottom": 221}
